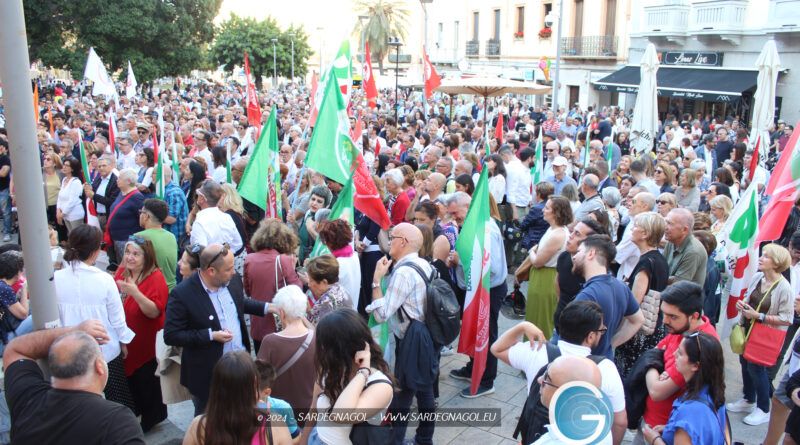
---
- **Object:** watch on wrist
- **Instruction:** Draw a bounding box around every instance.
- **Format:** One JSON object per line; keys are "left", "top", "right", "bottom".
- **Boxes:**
{"left": 372, "top": 282, "right": 381, "bottom": 289}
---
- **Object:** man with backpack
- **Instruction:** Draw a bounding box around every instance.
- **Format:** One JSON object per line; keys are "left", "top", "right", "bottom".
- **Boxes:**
{"left": 491, "top": 300, "right": 628, "bottom": 445}
{"left": 369, "top": 223, "right": 437, "bottom": 445}
{"left": 445, "top": 192, "right": 509, "bottom": 398}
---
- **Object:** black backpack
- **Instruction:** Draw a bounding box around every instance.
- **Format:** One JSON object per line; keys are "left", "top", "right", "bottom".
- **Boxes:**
{"left": 400, "top": 262, "right": 461, "bottom": 348}
{"left": 512, "top": 344, "right": 605, "bottom": 444}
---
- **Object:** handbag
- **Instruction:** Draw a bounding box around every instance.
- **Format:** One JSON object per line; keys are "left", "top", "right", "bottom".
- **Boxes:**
{"left": 638, "top": 290, "right": 661, "bottom": 336}
{"left": 731, "top": 277, "right": 780, "bottom": 355}
{"left": 743, "top": 322, "right": 787, "bottom": 367}
{"left": 349, "top": 377, "right": 394, "bottom": 445}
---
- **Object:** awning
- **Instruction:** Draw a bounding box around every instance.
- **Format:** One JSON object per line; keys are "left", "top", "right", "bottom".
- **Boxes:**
{"left": 593, "top": 66, "right": 758, "bottom": 102}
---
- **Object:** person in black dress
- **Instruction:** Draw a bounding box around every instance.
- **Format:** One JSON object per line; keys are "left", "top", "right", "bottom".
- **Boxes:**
{"left": 614, "top": 212, "right": 670, "bottom": 378}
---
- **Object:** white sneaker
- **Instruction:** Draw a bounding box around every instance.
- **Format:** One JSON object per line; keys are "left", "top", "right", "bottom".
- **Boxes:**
{"left": 1, "top": 234, "right": 9, "bottom": 242}
{"left": 440, "top": 346, "right": 455, "bottom": 356}
{"left": 726, "top": 398, "right": 755, "bottom": 413}
{"left": 743, "top": 408, "right": 770, "bottom": 426}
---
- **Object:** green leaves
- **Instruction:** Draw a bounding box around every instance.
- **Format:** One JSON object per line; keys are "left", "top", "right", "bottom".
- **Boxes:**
{"left": 24, "top": 0, "right": 223, "bottom": 82}
{"left": 210, "top": 14, "right": 313, "bottom": 89}
{"left": 351, "top": 0, "right": 410, "bottom": 74}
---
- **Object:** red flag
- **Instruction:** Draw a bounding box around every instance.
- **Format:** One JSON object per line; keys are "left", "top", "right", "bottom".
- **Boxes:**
{"left": 375, "top": 138, "right": 381, "bottom": 154}
{"left": 33, "top": 84, "right": 40, "bottom": 124}
{"left": 244, "top": 52, "right": 263, "bottom": 131}
{"left": 353, "top": 114, "right": 363, "bottom": 143}
{"left": 363, "top": 42, "right": 378, "bottom": 108}
{"left": 494, "top": 113, "right": 504, "bottom": 142}
{"left": 423, "top": 46, "right": 441, "bottom": 99}
{"left": 748, "top": 135, "right": 760, "bottom": 182}
{"left": 757, "top": 119, "right": 800, "bottom": 243}
{"left": 309, "top": 71, "right": 320, "bottom": 127}
{"left": 352, "top": 153, "right": 391, "bottom": 229}
{"left": 47, "top": 107, "right": 54, "bottom": 138}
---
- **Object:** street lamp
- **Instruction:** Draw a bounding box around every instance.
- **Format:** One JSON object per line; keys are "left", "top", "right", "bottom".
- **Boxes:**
{"left": 271, "top": 38, "right": 278, "bottom": 89}
{"left": 545, "top": 0, "right": 563, "bottom": 112}
{"left": 387, "top": 37, "right": 402, "bottom": 124}
{"left": 288, "top": 34, "right": 296, "bottom": 83}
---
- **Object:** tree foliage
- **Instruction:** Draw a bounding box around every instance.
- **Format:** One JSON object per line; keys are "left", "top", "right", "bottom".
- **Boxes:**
{"left": 24, "top": 0, "right": 222, "bottom": 83}
{"left": 210, "top": 14, "right": 313, "bottom": 90}
{"left": 352, "top": 0, "right": 410, "bottom": 75}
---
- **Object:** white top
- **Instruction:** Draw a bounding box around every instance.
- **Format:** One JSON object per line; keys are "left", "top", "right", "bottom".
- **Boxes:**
{"left": 504, "top": 159, "right": 532, "bottom": 207}
{"left": 211, "top": 165, "right": 227, "bottom": 184}
{"left": 336, "top": 253, "right": 362, "bottom": 312}
{"left": 615, "top": 223, "right": 640, "bottom": 282}
{"left": 488, "top": 174, "right": 506, "bottom": 205}
{"left": 315, "top": 370, "right": 392, "bottom": 445}
{"left": 190, "top": 206, "right": 243, "bottom": 253}
{"left": 195, "top": 148, "right": 214, "bottom": 176}
{"left": 117, "top": 150, "right": 137, "bottom": 171}
{"left": 537, "top": 226, "right": 568, "bottom": 268}
{"left": 55, "top": 261, "right": 135, "bottom": 361}
{"left": 139, "top": 166, "right": 153, "bottom": 187}
{"left": 509, "top": 340, "right": 626, "bottom": 413}
{"left": 534, "top": 427, "right": 613, "bottom": 445}
{"left": 56, "top": 177, "right": 85, "bottom": 221}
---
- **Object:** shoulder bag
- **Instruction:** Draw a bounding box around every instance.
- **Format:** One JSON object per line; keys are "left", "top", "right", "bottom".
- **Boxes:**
{"left": 638, "top": 256, "right": 661, "bottom": 336}
{"left": 275, "top": 330, "right": 314, "bottom": 377}
{"left": 730, "top": 278, "right": 780, "bottom": 355}
{"left": 102, "top": 191, "right": 139, "bottom": 250}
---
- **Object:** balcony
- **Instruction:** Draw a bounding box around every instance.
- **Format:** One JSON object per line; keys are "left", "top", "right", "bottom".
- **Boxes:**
{"left": 766, "top": 0, "right": 800, "bottom": 31}
{"left": 466, "top": 40, "right": 479, "bottom": 58}
{"left": 560, "top": 35, "right": 617, "bottom": 58}
{"left": 643, "top": 4, "right": 690, "bottom": 36}
{"left": 690, "top": 0, "right": 746, "bottom": 34}
{"left": 486, "top": 39, "right": 501, "bottom": 58}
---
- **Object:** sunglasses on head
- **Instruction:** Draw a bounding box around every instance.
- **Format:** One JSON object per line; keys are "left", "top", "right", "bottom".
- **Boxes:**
{"left": 204, "top": 243, "right": 230, "bottom": 269}
{"left": 128, "top": 235, "right": 147, "bottom": 245}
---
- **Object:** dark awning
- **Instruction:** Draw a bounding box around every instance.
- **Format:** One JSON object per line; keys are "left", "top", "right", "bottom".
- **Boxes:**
{"left": 592, "top": 66, "right": 758, "bottom": 102}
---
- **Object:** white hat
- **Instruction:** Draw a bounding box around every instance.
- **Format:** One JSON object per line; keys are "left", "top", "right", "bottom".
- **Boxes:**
{"left": 553, "top": 156, "right": 569, "bottom": 167}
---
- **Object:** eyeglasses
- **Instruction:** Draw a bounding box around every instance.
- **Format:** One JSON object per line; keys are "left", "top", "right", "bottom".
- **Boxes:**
{"left": 655, "top": 169, "right": 664, "bottom": 174}
{"left": 388, "top": 235, "right": 407, "bottom": 244}
{"left": 205, "top": 242, "right": 230, "bottom": 269}
{"left": 128, "top": 235, "right": 147, "bottom": 245}
{"left": 656, "top": 200, "right": 671, "bottom": 205}
{"left": 137, "top": 130, "right": 147, "bottom": 134}
{"left": 541, "top": 370, "right": 560, "bottom": 390}
{"left": 594, "top": 327, "right": 608, "bottom": 334}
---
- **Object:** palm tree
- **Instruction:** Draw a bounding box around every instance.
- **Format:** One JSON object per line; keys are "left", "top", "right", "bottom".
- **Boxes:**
{"left": 352, "top": 0, "right": 410, "bottom": 75}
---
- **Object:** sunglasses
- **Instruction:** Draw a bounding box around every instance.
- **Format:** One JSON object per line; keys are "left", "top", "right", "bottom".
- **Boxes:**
{"left": 655, "top": 169, "right": 664, "bottom": 173}
{"left": 137, "top": 130, "right": 147, "bottom": 134}
{"left": 686, "top": 330, "right": 702, "bottom": 355}
{"left": 205, "top": 242, "right": 230, "bottom": 269}
{"left": 657, "top": 200, "right": 671, "bottom": 205}
{"left": 128, "top": 235, "right": 147, "bottom": 245}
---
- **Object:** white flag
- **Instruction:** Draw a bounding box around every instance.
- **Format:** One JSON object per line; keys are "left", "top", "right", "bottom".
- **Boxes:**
{"left": 83, "top": 47, "right": 117, "bottom": 98}
{"left": 126, "top": 61, "right": 138, "bottom": 99}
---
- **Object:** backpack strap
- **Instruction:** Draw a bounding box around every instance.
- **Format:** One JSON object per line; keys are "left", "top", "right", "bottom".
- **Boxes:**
{"left": 400, "top": 261, "right": 431, "bottom": 285}
{"left": 587, "top": 354, "right": 605, "bottom": 364}
{"left": 693, "top": 396, "right": 730, "bottom": 445}
{"left": 512, "top": 343, "right": 562, "bottom": 440}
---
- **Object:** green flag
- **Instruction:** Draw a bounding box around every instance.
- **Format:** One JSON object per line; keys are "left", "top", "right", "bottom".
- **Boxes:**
{"left": 226, "top": 139, "right": 233, "bottom": 184}
{"left": 154, "top": 133, "right": 165, "bottom": 200}
{"left": 606, "top": 128, "right": 614, "bottom": 176}
{"left": 238, "top": 105, "right": 282, "bottom": 217}
{"left": 583, "top": 131, "right": 591, "bottom": 169}
{"left": 305, "top": 71, "right": 356, "bottom": 185}
{"left": 309, "top": 168, "right": 356, "bottom": 258}
{"left": 324, "top": 40, "right": 353, "bottom": 105}
{"left": 533, "top": 126, "right": 544, "bottom": 183}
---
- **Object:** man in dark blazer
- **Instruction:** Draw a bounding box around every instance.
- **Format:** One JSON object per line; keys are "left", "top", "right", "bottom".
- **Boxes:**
{"left": 164, "top": 243, "right": 276, "bottom": 415}
{"left": 82, "top": 154, "right": 119, "bottom": 233}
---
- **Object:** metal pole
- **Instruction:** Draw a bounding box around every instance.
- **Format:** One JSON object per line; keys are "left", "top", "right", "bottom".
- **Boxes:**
{"left": 0, "top": 0, "right": 60, "bottom": 331}
{"left": 553, "top": 0, "right": 563, "bottom": 113}
{"left": 395, "top": 45, "right": 400, "bottom": 124}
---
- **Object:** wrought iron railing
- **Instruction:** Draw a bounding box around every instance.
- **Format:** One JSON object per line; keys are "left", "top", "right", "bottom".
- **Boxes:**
{"left": 486, "top": 39, "right": 501, "bottom": 57}
{"left": 560, "top": 35, "right": 618, "bottom": 57}
{"left": 466, "top": 40, "right": 479, "bottom": 57}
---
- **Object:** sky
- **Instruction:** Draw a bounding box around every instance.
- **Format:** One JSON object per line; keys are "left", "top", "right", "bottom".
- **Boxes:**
{"left": 217, "top": 0, "right": 425, "bottom": 74}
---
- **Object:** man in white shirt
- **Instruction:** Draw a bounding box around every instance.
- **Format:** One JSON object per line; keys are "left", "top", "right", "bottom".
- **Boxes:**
{"left": 193, "top": 130, "right": 214, "bottom": 175}
{"left": 615, "top": 191, "right": 655, "bottom": 281}
{"left": 190, "top": 180, "right": 243, "bottom": 253}
{"left": 556, "top": 129, "right": 575, "bottom": 153}
{"left": 491, "top": 300, "right": 626, "bottom": 444}
{"left": 500, "top": 145, "right": 533, "bottom": 220}
{"left": 115, "top": 135, "right": 138, "bottom": 171}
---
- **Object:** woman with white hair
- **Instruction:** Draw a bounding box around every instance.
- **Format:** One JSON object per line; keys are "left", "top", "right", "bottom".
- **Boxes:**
{"left": 601, "top": 187, "right": 622, "bottom": 242}
{"left": 256, "top": 285, "right": 316, "bottom": 425}
{"left": 107, "top": 168, "right": 145, "bottom": 266}
{"left": 385, "top": 169, "right": 410, "bottom": 226}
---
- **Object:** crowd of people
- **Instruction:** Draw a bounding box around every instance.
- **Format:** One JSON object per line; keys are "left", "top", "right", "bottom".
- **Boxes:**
{"left": 0, "top": 77, "right": 798, "bottom": 445}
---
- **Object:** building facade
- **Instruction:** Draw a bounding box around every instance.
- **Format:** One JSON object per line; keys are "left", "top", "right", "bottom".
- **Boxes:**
{"left": 424, "top": 0, "right": 632, "bottom": 110}
{"left": 604, "top": 0, "right": 800, "bottom": 124}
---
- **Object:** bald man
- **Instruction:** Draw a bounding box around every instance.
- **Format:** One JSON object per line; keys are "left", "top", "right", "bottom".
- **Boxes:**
{"left": 3, "top": 320, "right": 146, "bottom": 443}
{"left": 368, "top": 223, "right": 437, "bottom": 443}
{"left": 572, "top": 173, "right": 605, "bottom": 228}
{"left": 663, "top": 208, "right": 707, "bottom": 286}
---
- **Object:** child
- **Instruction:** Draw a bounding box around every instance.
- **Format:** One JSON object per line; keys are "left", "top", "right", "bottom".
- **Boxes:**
{"left": 255, "top": 359, "right": 301, "bottom": 443}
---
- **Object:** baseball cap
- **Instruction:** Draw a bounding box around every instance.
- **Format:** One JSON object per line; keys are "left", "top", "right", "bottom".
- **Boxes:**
{"left": 553, "top": 156, "right": 569, "bottom": 167}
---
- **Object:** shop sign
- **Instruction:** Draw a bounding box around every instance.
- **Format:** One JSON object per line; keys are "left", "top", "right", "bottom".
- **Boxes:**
{"left": 661, "top": 52, "right": 722, "bottom": 67}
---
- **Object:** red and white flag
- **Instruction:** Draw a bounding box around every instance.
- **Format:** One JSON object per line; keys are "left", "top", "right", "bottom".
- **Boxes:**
{"left": 352, "top": 152, "right": 391, "bottom": 229}
{"left": 309, "top": 71, "right": 321, "bottom": 127}
{"left": 423, "top": 46, "right": 441, "bottom": 99}
{"left": 78, "top": 139, "right": 100, "bottom": 228}
{"left": 363, "top": 42, "right": 379, "bottom": 108}
{"left": 108, "top": 112, "right": 118, "bottom": 155}
{"left": 758, "top": 118, "right": 800, "bottom": 243}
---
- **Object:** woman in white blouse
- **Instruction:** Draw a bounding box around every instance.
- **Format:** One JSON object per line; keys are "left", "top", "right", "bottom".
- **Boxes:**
{"left": 55, "top": 225, "right": 136, "bottom": 411}
{"left": 56, "top": 157, "right": 85, "bottom": 233}
{"left": 485, "top": 154, "right": 507, "bottom": 204}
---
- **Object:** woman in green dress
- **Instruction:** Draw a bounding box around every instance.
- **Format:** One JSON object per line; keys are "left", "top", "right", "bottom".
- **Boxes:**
{"left": 523, "top": 195, "right": 572, "bottom": 339}
{"left": 297, "top": 184, "right": 331, "bottom": 263}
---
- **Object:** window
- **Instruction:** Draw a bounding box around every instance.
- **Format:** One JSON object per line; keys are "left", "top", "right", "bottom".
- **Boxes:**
{"left": 454, "top": 21, "right": 460, "bottom": 47}
{"left": 542, "top": 3, "right": 553, "bottom": 28}
{"left": 438, "top": 23, "right": 443, "bottom": 48}
{"left": 516, "top": 6, "right": 525, "bottom": 33}
{"left": 473, "top": 12, "right": 479, "bottom": 40}
{"left": 493, "top": 9, "right": 501, "bottom": 41}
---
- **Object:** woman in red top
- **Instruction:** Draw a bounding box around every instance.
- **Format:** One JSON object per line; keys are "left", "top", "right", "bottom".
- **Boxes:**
{"left": 114, "top": 235, "right": 169, "bottom": 432}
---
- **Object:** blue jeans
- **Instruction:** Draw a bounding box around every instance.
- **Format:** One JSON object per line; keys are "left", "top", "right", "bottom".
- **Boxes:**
{"left": 0, "top": 189, "right": 10, "bottom": 235}
{"left": 391, "top": 382, "right": 435, "bottom": 445}
{"left": 740, "top": 354, "right": 771, "bottom": 412}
